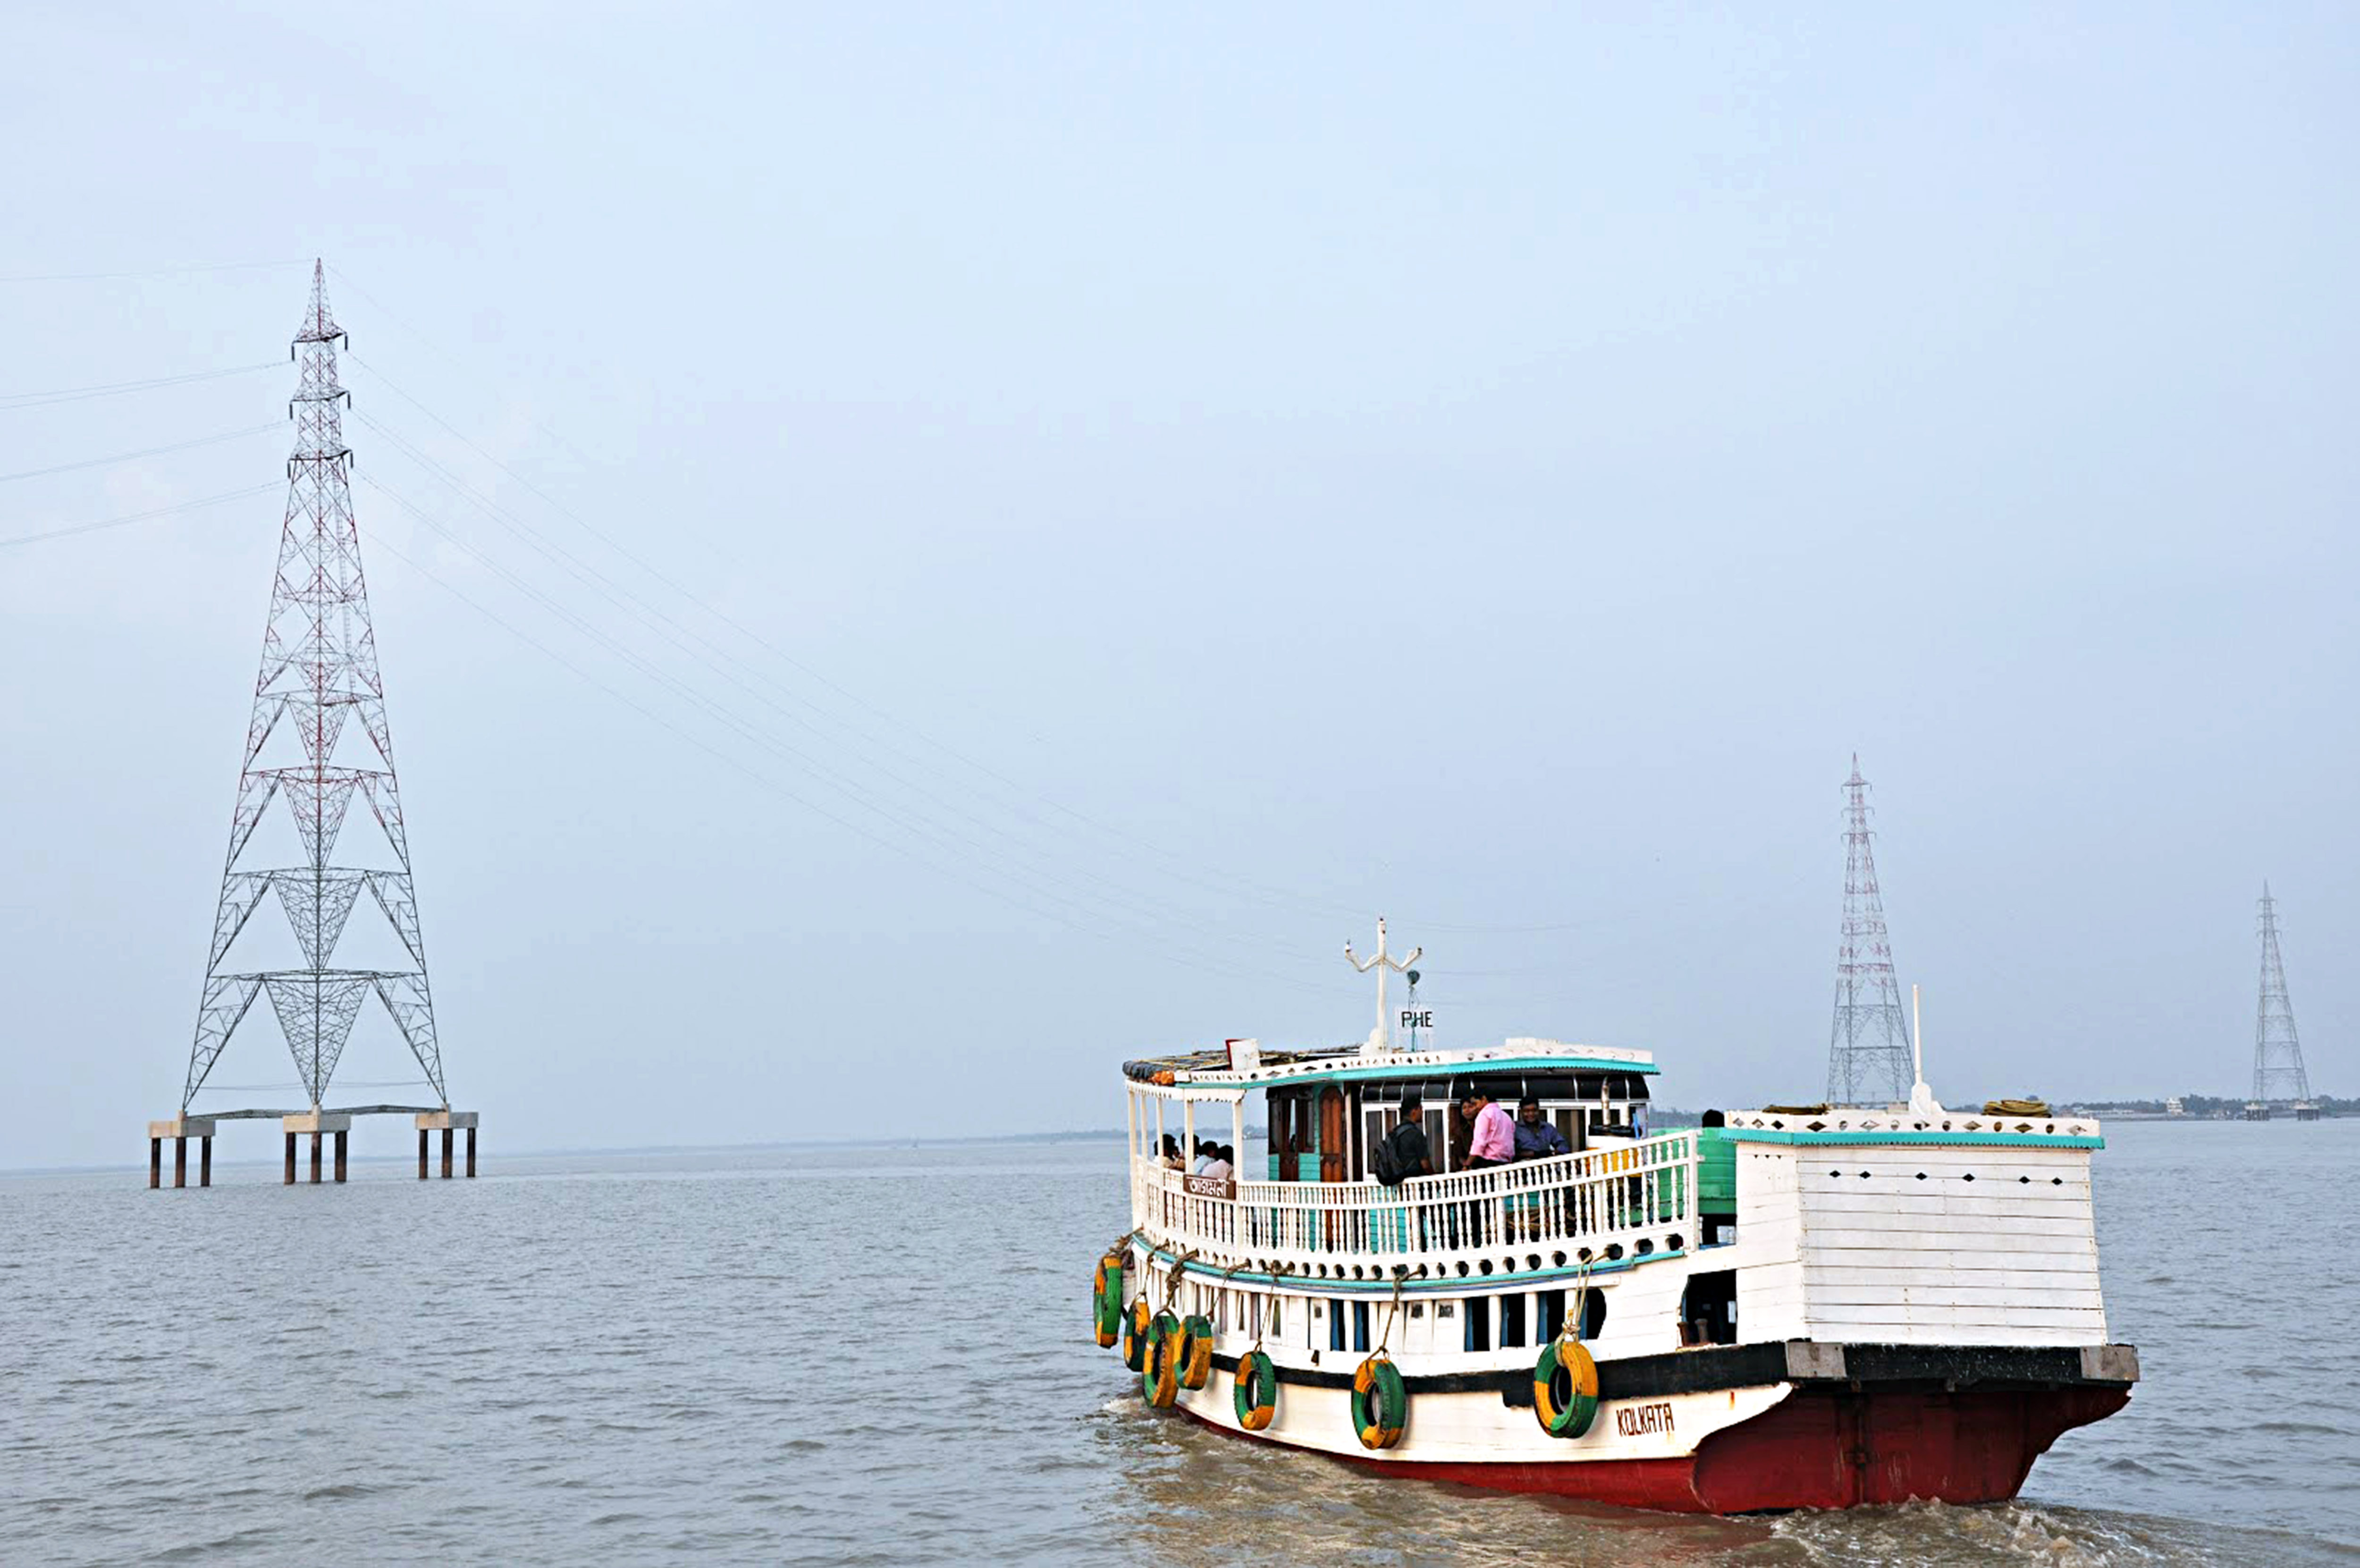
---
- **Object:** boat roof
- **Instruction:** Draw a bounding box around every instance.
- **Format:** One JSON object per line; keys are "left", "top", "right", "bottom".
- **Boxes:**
{"left": 1122, "top": 1037, "right": 1656, "bottom": 1091}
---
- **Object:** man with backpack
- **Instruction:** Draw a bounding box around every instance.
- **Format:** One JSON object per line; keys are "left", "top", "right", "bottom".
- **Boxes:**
{"left": 1373, "top": 1098, "right": 1432, "bottom": 1251}
{"left": 1375, "top": 1098, "right": 1431, "bottom": 1185}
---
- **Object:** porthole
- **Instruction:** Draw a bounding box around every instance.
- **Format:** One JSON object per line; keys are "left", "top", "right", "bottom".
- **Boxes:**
{"left": 1604, "top": 1243, "right": 1624, "bottom": 1261}
{"left": 1526, "top": 1254, "right": 1542, "bottom": 1271}
{"left": 1455, "top": 1262, "right": 1470, "bottom": 1277}
{"left": 1551, "top": 1251, "right": 1567, "bottom": 1267}
{"left": 1478, "top": 1259, "right": 1494, "bottom": 1276}
{"left": 1576, "top": 1248, "right": 1593, "bottom": 1264}
{"left": 1634, "top": 1239, "right": 1653, "bottom": 1257}
{"left": 1667, "top": 1234, "right": 1684, "bottom": 1252}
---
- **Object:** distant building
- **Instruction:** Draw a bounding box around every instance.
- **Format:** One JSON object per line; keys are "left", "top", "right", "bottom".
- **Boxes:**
{"left": 2165, "top": 1096, "right": 2185, "bottom": 1118}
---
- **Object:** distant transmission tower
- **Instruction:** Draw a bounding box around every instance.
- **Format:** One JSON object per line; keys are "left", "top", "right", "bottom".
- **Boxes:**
{"left": 1825, "top": 755, "right": 1915, "bottom": 1106}
{"left": 2251, "top": 884, "right": 2311, "bottom": 1106}
{"left": 178, "top": 261, "right": 447, "bottom": 1116}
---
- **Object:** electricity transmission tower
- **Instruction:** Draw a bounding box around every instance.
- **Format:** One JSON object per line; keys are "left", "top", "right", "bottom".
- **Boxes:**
{"left": 178, "top": 261, "right": 447, "bottom": 1115}
{"left": 1825, "top": 755, "right": 1915, "bottom": 1106}
{"left": 2251, "top": 884, "right": 2311, "bottom": 1107}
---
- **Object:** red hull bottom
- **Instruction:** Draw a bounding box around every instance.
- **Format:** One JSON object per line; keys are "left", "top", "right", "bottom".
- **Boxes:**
{"left": 1186, "top": 1385, "right": 2132, "bottom": 1513}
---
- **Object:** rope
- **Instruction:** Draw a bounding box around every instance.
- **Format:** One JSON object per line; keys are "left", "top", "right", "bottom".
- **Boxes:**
{"left": 1159, "top": 1248, "right": 1200, "bottom": 1312}
{"left": 1374, "top": 1277, "right": 1406, "bottom": 1357}
{"left": 1562, "top": 1254, "right": 1593, "bottom": 1344}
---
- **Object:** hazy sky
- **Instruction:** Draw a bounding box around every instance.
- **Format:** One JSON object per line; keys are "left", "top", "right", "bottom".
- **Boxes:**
{"left": 2, "top": 5, "right": 2352, "bottom": 1169}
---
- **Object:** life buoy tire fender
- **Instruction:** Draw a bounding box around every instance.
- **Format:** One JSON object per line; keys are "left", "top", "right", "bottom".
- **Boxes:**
{"left": 1092, "top": 1254, "right": 1125, "bottom": 1348}
{"left": 1177, "top": 1315, "right": 1214, "bottom": 1390}
{"left": 1232, "top": 1349, "right": 1277, "bottom": 1430}
{"left": 1141, "top": 1311, "right": 1182, "bottom": 1408}
{"left": 1351, "top": 1354, "right": 1406, "bottom": 1449}
{"left": 1123, "top": 1296, "right": 1153, "bottom": 1372}
{"left": 1533, "top": 1337, "right": 1600, "bottom": 1437}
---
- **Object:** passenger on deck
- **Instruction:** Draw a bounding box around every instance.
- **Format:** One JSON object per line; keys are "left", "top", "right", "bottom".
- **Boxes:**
{"left": 1160, "top": 1135, "right": 1183, "bottom": 1170}
{"left": 1190, "top": 1139, "right": 1214, "bottom": 1175}
{"left": 1514, "top": 1097, "right": 1570, "bottom": 1160}
{"left": 1463, "top": 1091, "right": 1515, "bottom": 1169}
{"left": 1203, "top": 1145, "right": 1235, "bottom": 1182}
{"left": 1377, "top": 1098, "right": 1431, "bottom": 1185}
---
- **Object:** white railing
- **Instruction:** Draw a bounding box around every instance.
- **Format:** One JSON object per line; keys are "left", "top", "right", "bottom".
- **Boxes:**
{"left": 1132, "top": 1134, "right": 1700, "bottom": 1275}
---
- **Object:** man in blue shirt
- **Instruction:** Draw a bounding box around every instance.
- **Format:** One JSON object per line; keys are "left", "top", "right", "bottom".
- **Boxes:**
{"left": 1513, "top": 1097, "right": 1570, "bottom": 1160}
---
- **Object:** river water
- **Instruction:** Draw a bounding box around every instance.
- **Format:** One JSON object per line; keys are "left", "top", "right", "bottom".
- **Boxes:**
{"left": 0, "top": 1119, "right": 2352, "bottom": 1565}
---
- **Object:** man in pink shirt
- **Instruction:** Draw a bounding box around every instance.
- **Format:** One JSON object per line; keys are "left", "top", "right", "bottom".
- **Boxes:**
{"left": 1462, "top": 1091, "right": 1516, "bottom": 1169}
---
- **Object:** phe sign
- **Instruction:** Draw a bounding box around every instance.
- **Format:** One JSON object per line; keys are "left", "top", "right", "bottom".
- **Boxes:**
{"left": 1398, "top": 1008, "right": 1435, "bottom": 1036}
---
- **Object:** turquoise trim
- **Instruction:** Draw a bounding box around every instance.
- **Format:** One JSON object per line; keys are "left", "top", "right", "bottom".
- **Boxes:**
{"left": 1725, "top": 1129, "right": 2104, "bottom": 1149}
{"left": 1137, "top": 1242, "right": 1684, "bottom": 1294}
{"left": 1249, "top": 1054, "right": 1657, "bottom": 1088}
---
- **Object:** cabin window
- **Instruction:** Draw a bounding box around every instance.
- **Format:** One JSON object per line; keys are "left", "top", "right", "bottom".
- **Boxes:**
{"left": 1463, "top": 1296, "right": 1491, "bottom": 1353}
{"left": 1683, "top": 1270, "right": 1737, "bottom": 1347}
{"left": 1329, "top": 1302, "right": 1347, "bottom": 1352}
{"left": 1499, "top": 1293, "right": 1526, "bottom": 1349}
{"left": 1352, "top": 1300, "right": 1371, "bottom": 1352}
{"left": 1537, "top": 1289, "right": 1566, "bottom": 1340}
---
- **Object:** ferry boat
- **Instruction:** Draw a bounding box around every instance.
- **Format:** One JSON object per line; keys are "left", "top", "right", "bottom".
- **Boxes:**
{"left": 1093, "top": 923, "right": 2139, "bottom": 1512}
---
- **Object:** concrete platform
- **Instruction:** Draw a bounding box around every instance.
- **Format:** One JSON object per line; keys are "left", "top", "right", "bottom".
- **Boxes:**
{"left": 281, "top": 1111, "right": 354, "bottom": 1135}
{"left": 146, "top": 1117, "right": 219, "bottom": 1188}
{"left": 414, "top": 1111, "right": 480, "bottom": 1179}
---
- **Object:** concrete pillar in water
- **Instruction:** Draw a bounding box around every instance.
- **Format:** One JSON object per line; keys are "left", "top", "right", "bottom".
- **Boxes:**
{"left": 148, "top": 1119, "right": 217, "bottom": 1189}
{"left": 201, "top": 1136, "right": 212, "bottom": 1188}
{"left": 282, "top": 1111, "right": 349, "bottom": 1189}
{"left": 413, "top": 1111, "right": 479, "bottom": 1184}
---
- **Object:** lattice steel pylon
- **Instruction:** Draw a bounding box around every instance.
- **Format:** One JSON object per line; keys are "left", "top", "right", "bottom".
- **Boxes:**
{"left": 177, "top": 261, "right": 447, "bottom": 1114}
{"left": 1825, "top": 755, "right": 1915, "bottom": 1106}
{"left": 2252, "top": 884, "right": 2311, "bottom": 1105}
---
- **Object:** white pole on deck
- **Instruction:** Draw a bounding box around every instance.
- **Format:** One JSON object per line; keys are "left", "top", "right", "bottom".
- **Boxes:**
{"left": 1912, "top": 984, "right": 1924, "bottom": 1088}
{"left": 1345, "top": 916, "right": 1422, "bottom": 1055}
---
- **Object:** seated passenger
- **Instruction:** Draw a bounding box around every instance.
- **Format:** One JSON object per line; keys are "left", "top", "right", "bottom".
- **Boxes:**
{"left": 1203, "top": 1145, "right": 1235, "bottom": 1182}
{"left": 1159, "top": 1134, "right": 1183, "bottom": 1170}
{"left": 1514, "top": 1097, "right": 1570, "bottom": 1160}
{"left": 1189, "top": 1139, "right": 1214, "bottom": 1175}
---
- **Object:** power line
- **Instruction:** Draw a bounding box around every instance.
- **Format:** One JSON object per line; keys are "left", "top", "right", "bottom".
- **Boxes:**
{"left": 0, "top": 361, "right": 281, "bottom": 412}
{"left": 0, "top": 483, "right": 279, "bottom": 551}
{"left": 362, "top": 509, "right": 1352, "bottom": 997}
{"left": 0, "top": 259, "right": 308, "bottom": 284}
{"left": 325, "top": 268, "right": 1599, "bottom": 940}
{"left": 0, "top": 422, "right": 279, "bottom": 485}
